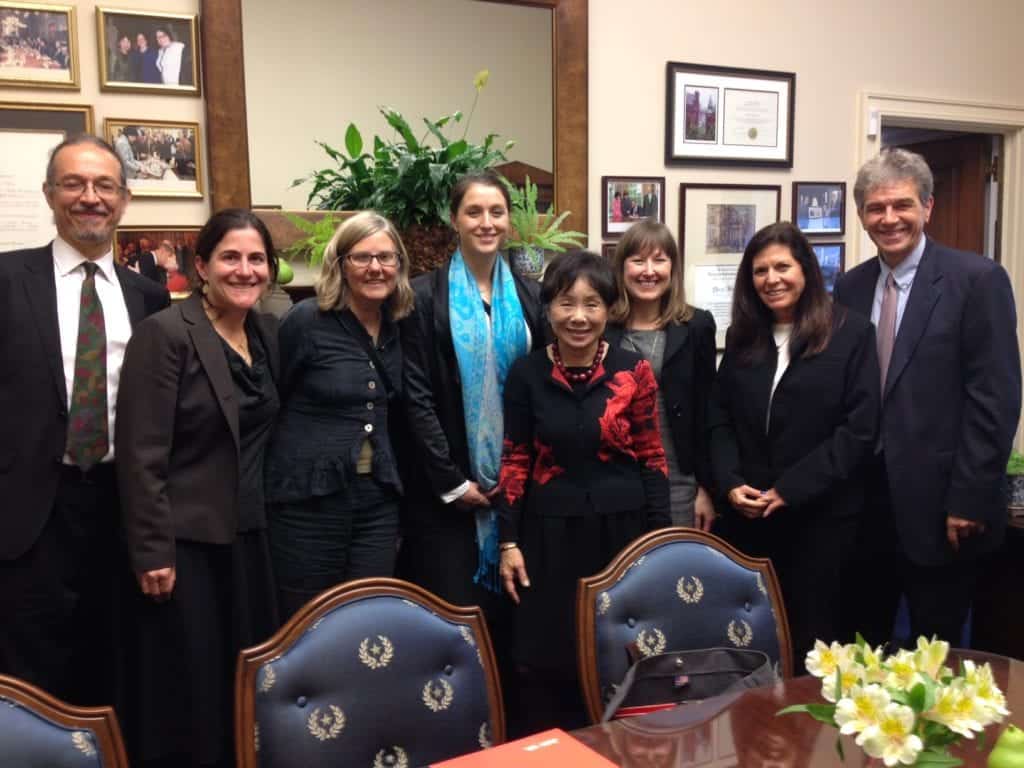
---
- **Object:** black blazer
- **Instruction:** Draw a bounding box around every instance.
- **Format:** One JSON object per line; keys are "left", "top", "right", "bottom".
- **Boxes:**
{"left": 115, "top": 293, "right": 279, "bottom": 573}
{"left": 0, "top": 244, "right": 168, "bottom": 561}
{"left": 398, "top": 259, "right": 545, "bottom": 524}
{"left": 833, "top": 239, "right": 1021, "bottom": 565}
{"left": 605, "top": 308, "right": 717, "bottom": 489}
{"left": 708, "top": 310, "right": 880, "bottom": 520}
{"left": 495, "top": 344, "right": 672, "bottom": 541}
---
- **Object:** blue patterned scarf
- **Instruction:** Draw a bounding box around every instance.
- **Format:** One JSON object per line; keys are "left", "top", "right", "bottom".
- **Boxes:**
{"left": 448, "top": 250, "right": 528, "bottom": 592}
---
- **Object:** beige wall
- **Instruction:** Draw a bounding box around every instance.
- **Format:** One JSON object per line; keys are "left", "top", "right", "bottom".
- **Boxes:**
{"left": 0, "top": 0, "right": 208, "bottom": 237}
{"left": 243, "top": 0, "right": 554, "bottom": 210}
{"left": 588, "top": 0, "right": 1024, "bottom": 256}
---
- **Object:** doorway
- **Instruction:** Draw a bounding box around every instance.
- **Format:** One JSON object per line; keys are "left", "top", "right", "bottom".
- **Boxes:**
{"left": 882, "top": 127, "right": 1001, "bottom": 261}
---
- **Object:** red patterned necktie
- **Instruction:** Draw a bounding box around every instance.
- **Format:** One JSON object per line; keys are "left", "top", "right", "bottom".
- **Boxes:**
{"left": 65, "top": 261, "right": 108, "bottom": 469}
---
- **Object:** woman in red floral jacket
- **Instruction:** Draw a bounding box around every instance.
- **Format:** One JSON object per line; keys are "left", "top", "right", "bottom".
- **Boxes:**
{"left": 496, "top": 250, "right": 671, "bottom": 733}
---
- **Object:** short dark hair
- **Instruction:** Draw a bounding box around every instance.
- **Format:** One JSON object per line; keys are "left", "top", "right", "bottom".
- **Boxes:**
{"left": 193, "top": 209, "right": 278, "bottom": 287}
{"left": 154, "top": 26, "right": 174, "bottom": 41}
{"left": 45, "top": 134, "right": 126, "bottom": 187}
{"left": 449, "top": 168, "right": 511, "bottom": 219}
{"left": 541, "top": 250, "right": 616, "bottom": 307}
{"left": 730, "top": 221, "right": 836, "bottom": 362}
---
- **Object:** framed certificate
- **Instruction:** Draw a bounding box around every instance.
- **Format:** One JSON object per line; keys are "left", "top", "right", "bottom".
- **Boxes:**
{"left": 665, "top": 62, "right": 795, "bottom": 167}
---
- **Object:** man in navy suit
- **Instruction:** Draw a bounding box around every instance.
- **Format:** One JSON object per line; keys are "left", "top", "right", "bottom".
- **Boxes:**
{"left": 834, "top": 148, "right": 1021, "bottom": 646}
{"left": 0, "top": 135, "right": 168, "bottom": 704}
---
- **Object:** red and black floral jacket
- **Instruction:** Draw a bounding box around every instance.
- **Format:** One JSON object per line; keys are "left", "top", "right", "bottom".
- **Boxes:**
{"left": 495, "top": 343, "right": 671, "bottom": 542}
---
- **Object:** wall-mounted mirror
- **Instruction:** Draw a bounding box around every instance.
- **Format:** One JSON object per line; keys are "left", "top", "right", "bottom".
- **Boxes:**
{"left": 201, "top": 0, "right": 586, "bottom": 233}
{"left": 242, "top": 0, "right": 553, "bottom": 211}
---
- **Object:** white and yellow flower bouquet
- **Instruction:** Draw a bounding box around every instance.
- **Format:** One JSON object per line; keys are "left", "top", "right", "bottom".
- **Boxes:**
{"left": 778, "top": 636, "right": 1009, "bottom": 767}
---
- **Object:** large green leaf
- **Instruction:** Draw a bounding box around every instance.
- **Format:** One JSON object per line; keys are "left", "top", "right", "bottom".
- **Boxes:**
{"left": 381, "top": 107, "right": 419, "bottom": 151}
{"left": 344, "top": 123, "right": 363, "bottom": 158}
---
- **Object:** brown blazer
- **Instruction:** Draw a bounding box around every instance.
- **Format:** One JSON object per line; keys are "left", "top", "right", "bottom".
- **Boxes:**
{"left": 115, "top": 292, "right": 279, "bottom": 573}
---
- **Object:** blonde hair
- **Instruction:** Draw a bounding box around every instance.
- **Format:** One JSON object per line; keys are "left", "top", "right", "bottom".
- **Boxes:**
{"left": 608, "top": 219, "right": 694, "bottom": 326}
{"left": 316, "top": 211, "right": 414, "bottom": 319}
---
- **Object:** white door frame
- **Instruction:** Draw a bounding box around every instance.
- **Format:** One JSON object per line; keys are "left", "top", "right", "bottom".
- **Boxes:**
{"left": 856, "top": 92, "right": 1024, "bottom": 446}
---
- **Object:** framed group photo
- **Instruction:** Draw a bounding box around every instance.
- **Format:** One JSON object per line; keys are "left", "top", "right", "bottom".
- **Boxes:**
{"left": 666, "top": 61, "right": 795, "bottom": 168}
{"left": 105, "top": 118, "right": 203, "bottom": 198}
{"left": 793, "top": 181, "right": 845, "bottom": 235}
{"left": 1, "top": 101, "right": 92, "bottom": 250}
{"left": 811, "top": 241, "right": 845, "bottom": 295}
{"left": 115, "top": 225, "right": 200, "bottom": 298}
{"left": 96, "top": 7, "right": 200, "bottom": 95}
{"left": 0, "top": 1, "right": 78, "bottom": 89}
{"left": 679, "top": 183, "right": 782, "bottom": 348}
{"left": 601, "top": 176, "right": 665, "bottom": 239}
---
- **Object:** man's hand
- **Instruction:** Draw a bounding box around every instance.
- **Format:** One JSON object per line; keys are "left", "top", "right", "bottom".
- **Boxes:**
{"left": 137, "top": 567, "right": 176, "bottom": 601}
{"left": 728, "top": 484, "right": 768, "bottom": 519}
{"left": 454, "top": 482, "right": 491, "bottom": 510}
{"left": 694, "top": 486, "right": 716, "bottom": 531}
{"left": 946, "top": 515, "right": 985, "bottom": 552}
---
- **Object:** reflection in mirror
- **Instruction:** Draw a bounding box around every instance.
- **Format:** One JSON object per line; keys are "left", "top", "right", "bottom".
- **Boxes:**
{"left": 242, "top": 0, "right": 553, "bottom": 210}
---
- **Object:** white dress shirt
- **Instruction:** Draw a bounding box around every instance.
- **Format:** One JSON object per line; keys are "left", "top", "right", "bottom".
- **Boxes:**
{"left": 53, "top": 237, "right": 133, "bottom": 464}
{"left": 870, "top": 235, "right": 926, "bottom": 335}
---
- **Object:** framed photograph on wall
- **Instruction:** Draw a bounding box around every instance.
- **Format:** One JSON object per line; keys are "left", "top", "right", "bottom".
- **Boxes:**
{"left": 1, "top": 101, "right": 92, "bottom": 250}
{"left": 793, "top": 181, "right": 845, "bottom": 235}
{"left": 666, "top": 61, "right": 795, "bottom": 167}
{"left": 601, "top": 243, "right": 617, "bottom": 260}
{"left": 601, "top": 175, "right": 666, "bottom": 238}
{"left": 115, "top": 225, "right": 200, "bottom": 299}
{"left": 96, "top": 7, "right": 200, "bottom": 95}
{"left": 105, "top": 118, "right": 202, "bottom": 198}
{"left": 679, "top": 183, "right": 781, "bottom": 348}
{"left": 0, "top": 2, "right": 79, "bottom": 89}
{"left": 811, "top": 241, "right": 845, "bottom": 295}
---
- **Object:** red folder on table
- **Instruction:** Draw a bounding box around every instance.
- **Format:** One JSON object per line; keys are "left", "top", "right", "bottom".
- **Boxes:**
{"left": 432, "top": 728, "right": 617, "bottom": 767}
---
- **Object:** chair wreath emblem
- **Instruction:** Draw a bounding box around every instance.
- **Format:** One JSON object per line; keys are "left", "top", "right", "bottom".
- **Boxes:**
{"left": 258, "top": 663, "right": 276, "bottom": 693}
{"left": 373, "top": 746, "right": 409, "bottom": 768}
{"left": 358, "top": 635, "right": 395, "bottom": 669}
{"left": 478, "top": 722, "right": 492, "bottom": 749}
{"left": 676, "top": 576, "right": 704, "bottom": 604}
{"left": 636, "top": 628, "right": 667, "bottom": 657}
{"left": 728, "top": 619, "right": 753, "bottom": 647}
{"left": 72, "top": 731, "right": 96, "bottom": 756}
{"left": 307, "top": 705, "right": 346, "bottom": 741}
{"left": 597, "top": 591, "right": 611, "bottom": 615}
{"left": 421, "top": 678, "right": 454, "bottom": 712}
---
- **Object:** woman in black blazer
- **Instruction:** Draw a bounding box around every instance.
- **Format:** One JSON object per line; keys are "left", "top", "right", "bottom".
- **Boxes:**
{"left": 398, "top": 169, "right": 545, "bottom": 607}
{"left": 708, "top": 222, "right": 879, "bottom": 671}
{"left": 497, "top": 251, "right": 670, "bottom": 732}
{"left": 116, "top": 209, "right": 280, "bottom": 767}
{"left": 605, "top": 220, "right": 717, "bottom": 529}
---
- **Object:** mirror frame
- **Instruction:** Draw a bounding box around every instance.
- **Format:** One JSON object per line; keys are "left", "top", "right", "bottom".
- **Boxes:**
{"left": 199, "top": 0, "right": 588, "bottom": 236}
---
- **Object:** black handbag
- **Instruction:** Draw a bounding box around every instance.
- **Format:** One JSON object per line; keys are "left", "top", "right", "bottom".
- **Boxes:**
{"left": 602, "top": 646, "right": 777, "bottom": 722}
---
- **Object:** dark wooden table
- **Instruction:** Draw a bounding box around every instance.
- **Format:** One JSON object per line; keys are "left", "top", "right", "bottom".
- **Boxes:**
{"left": 572, "top": 650, "right": 1023, "bottom": 767}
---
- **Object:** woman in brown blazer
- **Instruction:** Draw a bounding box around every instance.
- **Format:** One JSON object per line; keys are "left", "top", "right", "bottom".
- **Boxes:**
{"left": 115, "top": 208, "right": 280, "bottom": 768}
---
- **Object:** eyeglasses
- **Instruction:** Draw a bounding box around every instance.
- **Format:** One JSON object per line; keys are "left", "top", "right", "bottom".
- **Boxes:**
{"left": 346, "top": 251, "right": 400, "bottom": 268}
{"left": 51, "top": 177, "right": 125, "bottom": 199}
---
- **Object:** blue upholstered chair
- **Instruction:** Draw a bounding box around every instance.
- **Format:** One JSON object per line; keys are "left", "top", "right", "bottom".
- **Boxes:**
{"left": 0, "top": 675, "right": 129, "bottom": 767}
{"left": 235, "top": 577, "right": 505, "bottom": 767}
{"left": 576, "top": 528, "right": 793, "bottom": 722}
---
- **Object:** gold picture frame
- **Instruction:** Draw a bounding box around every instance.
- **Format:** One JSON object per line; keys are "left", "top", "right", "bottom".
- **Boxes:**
{"left": 105, "top": 117, "right": 203, "bottom": 199}
{"left": 115, "top": 225, "right": 200, "bottom": 300}
{"left": 96, "top": 7, "right": 200, "bottom": 96}
{"left": 0, "top": 2, "right": 79, "bottom": 89}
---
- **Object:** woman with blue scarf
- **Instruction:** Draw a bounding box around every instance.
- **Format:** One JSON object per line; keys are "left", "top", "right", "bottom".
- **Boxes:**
{"left": 399, "top": 169, "right": 544, "bottom": 630}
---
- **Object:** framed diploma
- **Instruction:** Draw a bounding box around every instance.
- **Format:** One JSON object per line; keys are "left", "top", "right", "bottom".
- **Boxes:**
{"left": 665, "top": 62, "right": 795, "bottom": 167}
{"left": 679, "top": 183, "right": 781, "bottom": 348}
{"left": 0, "top": 101, "right": 92, "bottom": 251}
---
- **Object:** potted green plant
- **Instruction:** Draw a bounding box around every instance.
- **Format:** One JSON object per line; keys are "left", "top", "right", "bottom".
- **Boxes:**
{"left": 502, "top": 174, "right": 586, "bottom": 278}
{"left": 1007, "top": 450, "right": 1024, "bottom": 510}
{"left": 294, "top": 70, "right": 513, "bottom": 275}
{"left": 281, "top": 212, "right": 346, "bottom": 267}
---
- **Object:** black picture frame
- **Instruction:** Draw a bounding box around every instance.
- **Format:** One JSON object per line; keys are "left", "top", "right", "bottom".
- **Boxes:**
{"left": 811, "top": 241, "right": 846, "bottom": 295}
{"left": 793, "top": 181, "right": 846, "bottom": 235}
{"left": 665, "top": 61, "right": 795, "bottom": 168}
